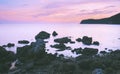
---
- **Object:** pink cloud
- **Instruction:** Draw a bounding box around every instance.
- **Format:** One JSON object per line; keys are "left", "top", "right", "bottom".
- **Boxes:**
{"left": 0, "top": 0, "right": 120, "bottom": 23}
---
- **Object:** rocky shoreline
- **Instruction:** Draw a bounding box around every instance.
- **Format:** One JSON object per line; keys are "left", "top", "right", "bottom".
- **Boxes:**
{"left": 0, "top": 31, "right": 120, "bottom": 74}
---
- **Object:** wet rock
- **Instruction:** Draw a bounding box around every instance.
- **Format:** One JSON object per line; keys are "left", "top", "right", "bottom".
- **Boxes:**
{"left": 18, "top": 40, "right": 29, "bottom": 44}
{"left": 92, "top": 68, "right": 104, "bottom": 74}
{"left": 70, "top": 41, "right": 75, "bottom": 44}
{"left": 82, "top": 36, "right": 92, "bottom": 45}
{"left": 100, "top": 51, "right": 107, "bottom": 55}
{"left": 72, "top": 48, "right": 82, "bottom": 54}
{"left": 51, "top": 43, "right": 70, "bottom": 51}
{"left": 2, "top": 45, "right": 7, "bottom": 47}
{"left": 7, "top": 43, "right": 15, "bottom": 47}
{"left": 76, "top": 38, "right": 82, "bottom": 42}
{"left": 93, "top": 41, "right": 100, "bottom": 46}
{"left": 32, "top": 39, "right": 46, "bottom": 53}
{"left": 0, "top": 46, "right": 16, "bottom": 73}
{"left": 17, "top": 39, "right": 46, "bottom": 63}
{"left": 54, "top": 37, "right": 71, "bottom": 43}
{"left": 52, "top": 31, "right": 58, "bottom": 37}
{"left": 81, "top": 47, "right": 98, "bottom": 56}
{"left": 35, "top": 31, "right": 50, "bottom": 40}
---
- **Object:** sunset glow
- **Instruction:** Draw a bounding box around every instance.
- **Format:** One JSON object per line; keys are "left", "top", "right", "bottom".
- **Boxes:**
{"left": 0, "top": 0, "right": 120, "bottom": 24}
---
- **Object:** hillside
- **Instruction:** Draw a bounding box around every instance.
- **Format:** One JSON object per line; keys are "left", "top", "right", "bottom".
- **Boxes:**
{"left": 80, "top": 13, "right": 120, "bottom": 24}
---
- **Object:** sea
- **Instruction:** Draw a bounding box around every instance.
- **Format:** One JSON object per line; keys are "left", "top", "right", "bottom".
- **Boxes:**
{"left": 0, "top": 24, "right": 120, "bottom": 57}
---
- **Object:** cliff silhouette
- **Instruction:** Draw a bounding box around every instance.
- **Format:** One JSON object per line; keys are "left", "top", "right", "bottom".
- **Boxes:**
{"left": 81, "top": 13, "right": 120, "bottom": 24}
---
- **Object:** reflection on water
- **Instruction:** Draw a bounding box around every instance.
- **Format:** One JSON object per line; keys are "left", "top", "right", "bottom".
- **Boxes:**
{"left": 0, "top": 24, "right": 120, "bottom": 57}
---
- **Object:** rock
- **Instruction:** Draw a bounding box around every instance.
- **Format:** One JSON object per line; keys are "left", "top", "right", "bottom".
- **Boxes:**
{"left": 2, "top": 43, "right": 15, "bottom": 48}
{"left": 76, "top": 38, "right": 82, "bottom": 42}
{"left": 82, "top": 36, "right": 92, "bottom": 45}
{"left": 93, "top": 41, "right": 100, "bottom": 46}
{"left": 52, "top": 31, "right": 58, "bottom": 37}
{"left": 72, "top": 48, "right": 82, "bottom": 54}
{"left": 2, "top": 45, "right": 7, "bottom": 47}
{"left": 35, "top": 31, "right": 50, "bottom": 40}
{"left": 81, "top": 47, "right": 98, "bottom": 56}
{"left": 18, "top": 40, "right": 29, "bottom": 44}
{"left": 54, "top": 37, "right": 71, "bottom": 43}
{"left": 17, "top": 39, "right": 46, "bottom": 63}
{"left": 92, "top": 68, "right": 104, "bottom": 74}
{"left": 70, "top": 41, "right": 75, "bottom": 44}
{"left": 17, "top": 45, "right": 36, "bottom": 63}
{"left": 0, "top": 46, "right": 16, "bottom": 73}
{"left": 100, "top": 51, "right": 107, "bottom": 55}
{"left": 7, "top": 43, "right": 15, "bottom": 47}
{"left": 32, "top": 39, "right": 46, "bottom": 53}
{"left": 51, "top": 43, "right": 69, "bottom": 51}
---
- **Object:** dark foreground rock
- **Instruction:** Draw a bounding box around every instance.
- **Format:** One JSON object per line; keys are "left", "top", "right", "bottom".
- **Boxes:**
{"left": 1, "top": 31, "right": 119, "bottom": 74}
{"left": 18, "top": 40, "right": 29, "bottom": 44}
{"left": 0, "top": 46, "right": 16, "bottom": 73}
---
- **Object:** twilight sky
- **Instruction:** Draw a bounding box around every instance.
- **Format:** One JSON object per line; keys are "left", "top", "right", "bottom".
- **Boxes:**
{"left": 0, "top": 0, "right": 120, "bottom": 24}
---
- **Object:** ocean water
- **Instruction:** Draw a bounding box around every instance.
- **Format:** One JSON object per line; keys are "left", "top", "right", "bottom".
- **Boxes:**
{"left": 0, "top": 24, "right": 120, "bottom": 57}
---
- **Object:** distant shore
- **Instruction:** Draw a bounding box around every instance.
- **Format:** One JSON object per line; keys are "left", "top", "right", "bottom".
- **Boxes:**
{"left": 80, "top": 13, "right": 120, "bottom": 24}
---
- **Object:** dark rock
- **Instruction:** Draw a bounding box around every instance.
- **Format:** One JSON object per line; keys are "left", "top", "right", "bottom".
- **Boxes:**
{"left": 76, "top": 38, "right": 82, "bottom": 42}
{"left": 100, "top": 51, "right": 107, "bottom": 55}
{"left": 93, "top": 41, "right": 100, "bottom": 46}
{"left": 82, "top": 36, "right": 92, "bottom": 45}
{"left": 70, "top": 41, "right": 75, "bottom": 44}
{"left": 7, "top": 43, "right": 15, "bottom": 47}
{"left": 52, "top": 31, "right": 58, "bottom": 37}
{"left": 54, "top": 37, "right": 71, "bottom": 43}
{"left": 0, "top": 46, "right": 16, "bottom": 73}
{"left": 17, "top": 39, "right": 46, "bottom": 63}
{"left": 81, "top": 47, "right": 98, "bottom": 56}
{"left": 72, "top": 48, "right": 82, "bottom": 54}
{"left": 18, "top": 40, "right": 29, "bottom": 44}
{"left": 110, "top": 50, "right": 120, "bottom": 55}
{"left": 32, "top": 39, "right": 46, "bottom": 53}
{"left": 35, "top": 31, "right": 50, "bottom": 40}
{"left": 2, "top": 45, "right": 7, "bottom": 47}
{"left": 51, "top": 43, "right": 69, "bottom": 51}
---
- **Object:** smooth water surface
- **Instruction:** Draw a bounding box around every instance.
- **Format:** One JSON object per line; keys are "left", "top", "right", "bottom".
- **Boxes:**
{"left": 0, "top": 24, "right": 120, "bottom": 57}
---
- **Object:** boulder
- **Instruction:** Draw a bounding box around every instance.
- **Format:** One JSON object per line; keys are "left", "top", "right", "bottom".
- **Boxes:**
{"left": 35, "top": 31, "right": 50, "bottom": 40}
{"left": 82, "top": 36, "right": 92, "bottom": 45}
{"left": 76, "top": 38, "right": 82, "bottom": 42}
{"left": 81, "top": 47, "right": 98, "bottom": 56}
{"left": 18, "top": 40, "right": 29, "bottom": 44}
{"left": 70, "top": 41, "right": 75, "bottom": 44}
{"left": 0, "top": 46, "right": 16, "bottom": 73}
{"left": 17, "top": 39, "right": 46, "bottom": 62}
{"left": 52, "top": 31, "right": 58, "bottom": 37}
{"left": 7, "top": 43, "right": 15, "bottom": 47}
{"left": 51, "top": 43, "right": 70, "bottom": 51}
{"left": 32, "top": 39, "right": 46, "bottom": 53}
{"left": 72, "top": 48, "right": 82, "bottom": 54}
{"left": 54, "top": 37, "right": 71, "bottom": 43}
{"left": 93, "top": 41, "right": 100, "bottom": 46}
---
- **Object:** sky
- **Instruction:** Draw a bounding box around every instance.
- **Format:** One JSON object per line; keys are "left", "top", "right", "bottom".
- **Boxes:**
{"left": 0, "top": 0, "right": 120, "bottom": 24}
